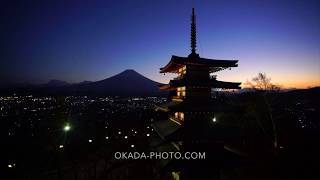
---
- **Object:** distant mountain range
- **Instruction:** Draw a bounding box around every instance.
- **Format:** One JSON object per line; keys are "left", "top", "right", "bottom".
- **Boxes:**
{"left": 0, "top": 69, "right": 166, "bottom": 96}
{"left": 45, "top": 79, "right": 71, "bottom": 87}
{"left": 1, "top": 69, "right": 318, "bottom": 96}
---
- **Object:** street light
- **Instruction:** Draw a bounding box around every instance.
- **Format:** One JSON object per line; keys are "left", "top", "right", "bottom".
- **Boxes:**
{"left": 212, "top": 117, "right": 217, "bottom": 123}
{"left": 64, "top": 123, "right": 71, "bottom": 132}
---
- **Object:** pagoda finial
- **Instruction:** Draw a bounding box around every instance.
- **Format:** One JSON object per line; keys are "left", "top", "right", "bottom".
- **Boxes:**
{"left": 191, "top": 8, "right": 197, "bottom": 54}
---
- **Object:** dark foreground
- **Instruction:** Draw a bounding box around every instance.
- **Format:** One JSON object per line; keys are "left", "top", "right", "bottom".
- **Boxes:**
{"left": 1, "top": 88, "right": 319, "bottom": 179}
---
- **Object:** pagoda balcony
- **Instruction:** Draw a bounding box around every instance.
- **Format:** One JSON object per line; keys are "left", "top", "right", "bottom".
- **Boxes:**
{"left": 169, "top": 79, "right": 186, "bottom": 87}
{"left": 172, "top": 96, "right": 185, "bottom": 101}
{"left": 169, "top": 115, "right": 183, "bottom": 125}
{"left": 173, "top": 75, "right": 185, "bottom": 80}
{"left": 168, "top": 77, "right": 241, "bottom": 89}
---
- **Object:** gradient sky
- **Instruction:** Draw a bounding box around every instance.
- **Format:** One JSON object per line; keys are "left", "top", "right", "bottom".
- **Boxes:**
{"left": 1, "top": 0, "right": 319, "bottom": 88}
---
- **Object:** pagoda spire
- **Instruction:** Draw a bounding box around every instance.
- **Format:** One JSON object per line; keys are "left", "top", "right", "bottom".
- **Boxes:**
{"left": 191, "top": 8, "right": 197, "bottom": 55}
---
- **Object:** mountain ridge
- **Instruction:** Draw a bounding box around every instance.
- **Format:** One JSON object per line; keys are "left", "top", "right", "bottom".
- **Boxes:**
{"left": 0, "top": 69, "right": 166, "bottom": 96}
{"left": 75, "top": 69, "right": 165, "bottom": 96}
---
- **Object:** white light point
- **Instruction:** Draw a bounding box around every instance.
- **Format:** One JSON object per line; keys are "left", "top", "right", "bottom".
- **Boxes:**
{"left": 212, "top": 117, "right": 217, "bottom": 122}
{"left": 64, "top": 124, "right": 71, "bottom": 131}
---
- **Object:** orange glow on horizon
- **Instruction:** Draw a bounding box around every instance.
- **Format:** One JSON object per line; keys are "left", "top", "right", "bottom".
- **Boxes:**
{"left": 152, "top": 73, "right": 320, "bottom": 90}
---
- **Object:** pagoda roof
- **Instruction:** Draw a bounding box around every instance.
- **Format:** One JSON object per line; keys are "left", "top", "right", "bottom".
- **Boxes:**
{"left": 160, "top": 55, "right": 238, "bottom": 73}
{"left": 159, "top": 79, "right": 241, "bottom": 90}
{"left": 156, "top": 100, "right": 221, "bottom": 112}
{"left": 155, "top": 101, "right": 180, "bottom": 112}
{"left": 151, "top": 119, "right": 181, "bottom": 140}
{"left": 152, "top": 119, "right": 246, "bottom": 144}
{"left": 158, "top": 84, "right": 176, "bottom": 91}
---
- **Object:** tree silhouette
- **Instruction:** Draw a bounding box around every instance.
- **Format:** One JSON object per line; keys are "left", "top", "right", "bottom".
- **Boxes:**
{"left": 245, "top": 72, "right": 281, "bottom": 155}
{"left": 245, "top": 72, "right": 280, "bottom": 91}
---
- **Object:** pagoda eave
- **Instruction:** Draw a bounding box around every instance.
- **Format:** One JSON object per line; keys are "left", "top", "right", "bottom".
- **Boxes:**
{"left": 155, "top": 101, "right": 180, "bottom": 112}
{"left": 160, "top": 61, "right": 183, "bottom": 74}
{"left": 160, "top": 55, "right": 239, "bottom": 73}
{"left": 151, "top": 119, "right": 181, "bottom": 140}
{"left": 157, "top": 100, "right": 218, "bottom": 112}
{"left": 159, "top": 84, "right": 177, "bottom": 91}
{"left": 167, "top": 79, "right": 241, "bottom": 89}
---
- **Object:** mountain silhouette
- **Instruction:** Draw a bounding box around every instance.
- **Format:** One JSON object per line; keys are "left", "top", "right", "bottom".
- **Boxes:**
{"left": 76, "top": 69, "right": 164, "bottom": 96}
{"left": 45, "top": 80, "right": 70, "bottom": 87}
{"left": 77, "top": 80, "right": 93, "bottom": 85}
{"left": 0, "top": 69, "right": 166, "bottom": 96}
{"left": 1, "top": 70, "right": 319, "bottom": 97}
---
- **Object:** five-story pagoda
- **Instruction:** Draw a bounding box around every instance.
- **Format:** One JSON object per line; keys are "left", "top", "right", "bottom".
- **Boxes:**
{"left": 155, "top": 8, "right": 240, "bottom": 132}
{"left": 153, "top": 8, "right": 242, "bottom": 179}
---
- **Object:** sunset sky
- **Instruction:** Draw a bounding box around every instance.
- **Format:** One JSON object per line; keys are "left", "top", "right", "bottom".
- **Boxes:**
{"left": 1, "top": 0, "right": 319, "bottom": 88}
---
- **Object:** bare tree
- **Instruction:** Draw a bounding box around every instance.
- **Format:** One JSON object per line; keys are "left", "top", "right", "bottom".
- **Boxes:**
{"left": 246, "top": 72, "right": 281, "bottom": 155}
{"left": 245, "top": 72, "right": 281, "bottom": 91}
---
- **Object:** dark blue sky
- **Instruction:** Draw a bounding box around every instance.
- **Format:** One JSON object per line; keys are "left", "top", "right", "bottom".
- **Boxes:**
{"left": 1, "top": 0, "right": 319, "bottom": 88}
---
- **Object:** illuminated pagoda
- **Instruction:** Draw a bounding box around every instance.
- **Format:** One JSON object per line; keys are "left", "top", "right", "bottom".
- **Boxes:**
{"left": 153, "top": 8, "right": 241, "bottom": 179}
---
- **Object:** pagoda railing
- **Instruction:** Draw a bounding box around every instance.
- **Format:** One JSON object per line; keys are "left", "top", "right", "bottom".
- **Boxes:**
{"left": 169, "top": 115, "right": 183, "bottom": 125}
{"left": 174, "top": 74, "right": 186, "bottom": 80}
{"left": 172, "top": 96, "right": 185, "bottom": 101}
